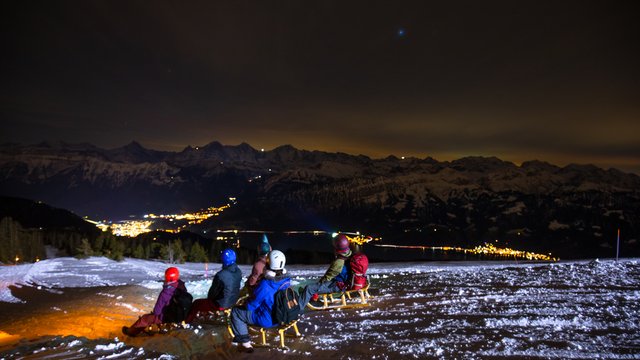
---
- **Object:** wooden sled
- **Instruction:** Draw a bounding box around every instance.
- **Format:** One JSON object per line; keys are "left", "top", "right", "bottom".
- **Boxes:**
{"left": 305, "top": 284, "right": 373, "bottom": 311}
{"left": 228, "top": 319, "right": 302, "bottom": 349}
{"left": 254, "top": 320, "right": 302, "bottom": 349}
{"left": 142, "top": 321, "right": 187, "bottom": 335}
{"left": 189, "top": 309, "right": 232, "bottom": 326}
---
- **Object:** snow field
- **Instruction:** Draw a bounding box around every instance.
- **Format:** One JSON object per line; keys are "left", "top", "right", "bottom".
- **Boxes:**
{"left": 1, "top": 258, "right": 639, "bottom": 359}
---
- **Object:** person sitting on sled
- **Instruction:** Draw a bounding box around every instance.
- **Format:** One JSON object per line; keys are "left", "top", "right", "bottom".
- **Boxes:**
{"left": 122, "top": 266, "right": 189, "bottom": 336}
{"left": 185, "top": 248, "right": 242, "bottom": 323}
{"left": 241, "top": 234, "right": 271, "bottom": 296}
{"left": 299, "top": 233, "right": 353, "bottom": 307}
{"left": 230, "top": 249, "right": 290, "bottom": 353}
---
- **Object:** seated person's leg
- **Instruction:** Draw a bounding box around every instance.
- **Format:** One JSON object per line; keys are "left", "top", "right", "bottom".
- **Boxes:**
{"left": 299, "top": 281, "right": 334, "bottom": 308}
{"left": 125, "top": 313, "right": 160, "bottom": 336}
{"left": 230, "top": 307, "right": 252, "bottom": 344}
{"left": 185, "top": 298, "right": 220, "bottom": 323}
{"left": 326, "top": 280, "right": 342, "bottom": 293}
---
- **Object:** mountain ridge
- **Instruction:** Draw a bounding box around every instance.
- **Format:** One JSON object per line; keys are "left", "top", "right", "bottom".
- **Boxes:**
{"left": 1, "top": 140, "right": 639, "bottom": 259}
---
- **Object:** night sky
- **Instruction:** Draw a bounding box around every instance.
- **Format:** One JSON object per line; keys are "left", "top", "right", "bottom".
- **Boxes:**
{"left": 2, "top": 1, "right": 639, "bottom": 173}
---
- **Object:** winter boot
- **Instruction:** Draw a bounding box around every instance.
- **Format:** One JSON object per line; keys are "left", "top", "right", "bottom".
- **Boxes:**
{"left": 238, "top": 342, "right": 254, "bottom": 353}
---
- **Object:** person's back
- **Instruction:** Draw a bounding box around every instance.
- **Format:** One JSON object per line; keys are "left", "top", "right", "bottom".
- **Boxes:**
{"left": 348, "top": 245, "right": 369, "bottom": 290}
{"left": 123, "top": 267, "right": 187, "bottom": 336}
{"left": 153, "top": 279, "right": 181, "bottom": 320}
{"left": 319, "top": 234, "right": 352, "bottom": 287}
{"left": 208, "top": 249, "right": 242, "bottom": 309}
{"left": 299, "top": 234, "right": 353, "bottom": 308}
{"left": 247, "top": 268, "right": 290, "bottom": 328}
{"left": 161, "top": 279, "right": 192, "bottom": 323}
{"left": 209, "top": 262, "right": 242, "bottom": 308}
{"left": 245, "top": 234, "right": 272, "bottom": 293}
{"left": 230, "top": 249, "right": 290, "bottom": 352}
{"left": 185, "top": 249, "right": 241, "bottom": 324}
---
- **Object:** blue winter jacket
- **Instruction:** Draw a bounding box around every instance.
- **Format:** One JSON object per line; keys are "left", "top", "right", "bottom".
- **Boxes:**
{"left": 247, "top": 275, "right": 290, "bottom": 328}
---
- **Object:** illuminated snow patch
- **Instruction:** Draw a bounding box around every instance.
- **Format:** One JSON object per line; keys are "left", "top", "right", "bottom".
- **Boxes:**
{"left": 94, "top": 341, "right": 125, "bottom": 351}
{"left": 0, "top": 287, "right": 24, "bottom": 303}
{"left": 115, "top": 302, "right": 143, "bottom": 313}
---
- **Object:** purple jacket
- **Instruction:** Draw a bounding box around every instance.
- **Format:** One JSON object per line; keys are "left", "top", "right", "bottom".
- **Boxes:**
{"left": 153, "top": 279, "right": 186, "bottom": 321}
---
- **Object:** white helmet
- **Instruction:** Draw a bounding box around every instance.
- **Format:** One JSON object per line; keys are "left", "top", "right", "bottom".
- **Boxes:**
{"left": 269, "top": 250, "right": 286, "bottom": 271}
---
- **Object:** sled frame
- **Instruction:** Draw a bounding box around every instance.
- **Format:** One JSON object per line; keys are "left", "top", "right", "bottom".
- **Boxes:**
{"left": 257, "top": 320, "right": 302, "bottom": 348}
{"left": 226, "top": 311, "right": 302, "bottom": 348}
{"left": 306, "top": 284, "right": 373, "bottom": 311}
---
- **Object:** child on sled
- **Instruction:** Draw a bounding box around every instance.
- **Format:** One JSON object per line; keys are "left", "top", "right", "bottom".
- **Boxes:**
{"left": 122, "top": 266, "right": 191, "bottom": 336}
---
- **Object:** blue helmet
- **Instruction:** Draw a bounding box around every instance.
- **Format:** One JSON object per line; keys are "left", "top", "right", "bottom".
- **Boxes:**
{"left": 221, "top": 248, "right": 236, "bottom": 266}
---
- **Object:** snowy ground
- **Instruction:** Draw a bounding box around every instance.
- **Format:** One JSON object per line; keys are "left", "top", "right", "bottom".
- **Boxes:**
{"left": 1, "top": 257, "right": 639, "bottom": 359}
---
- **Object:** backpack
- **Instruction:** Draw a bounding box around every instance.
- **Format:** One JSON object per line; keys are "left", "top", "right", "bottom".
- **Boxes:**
{"left": 163, "top": 287, "right": 193, "bottom": 323}
{"left": 349, "top": 252, "right": 369, "bottom": 290}
{"left": 272, "top": 284, "right": 301, "bottom": 325}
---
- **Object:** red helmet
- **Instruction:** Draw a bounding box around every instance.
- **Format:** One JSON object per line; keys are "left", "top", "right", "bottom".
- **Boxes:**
{"left": 165, "top": 267, "right": 180, "bottom": 283}
{"left": 334, "top": 234, "right": 350, "bottom": 253}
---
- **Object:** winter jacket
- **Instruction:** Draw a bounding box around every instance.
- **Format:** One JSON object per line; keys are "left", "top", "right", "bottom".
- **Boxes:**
{"left": 319, "top": 250, "right": 352, "bottom": 283}
{"left": 247, "top": 274, "right": 290, "bottom": 328}
{"left": 208, "top": 263, "right": 242, "bottom": 309}
{"left": 246, "top": 256, "right": 268, "bottom": 288}
{"left": 153, "top": 279, "right": 187, "bottom": 321}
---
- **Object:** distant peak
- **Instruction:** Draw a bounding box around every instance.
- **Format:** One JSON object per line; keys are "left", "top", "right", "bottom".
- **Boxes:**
{"left": 273, "top": 144, "right": 298, "bottom": 152}
{"left": 125, "top": 141, "right": 143, "bottom": 148}
{"left": 235, "top": 142, "right": 255, "bottom": 150}
{"left": 203, "top": 141, "right": 223, "bottom": 148}
{"left": 521, "top": 160, "right": 559, "bottom": 171}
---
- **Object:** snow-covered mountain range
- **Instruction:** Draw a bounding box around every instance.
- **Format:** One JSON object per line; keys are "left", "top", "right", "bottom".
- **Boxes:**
{"left": 1, "top": 141, "right": 639, "bottom": 258}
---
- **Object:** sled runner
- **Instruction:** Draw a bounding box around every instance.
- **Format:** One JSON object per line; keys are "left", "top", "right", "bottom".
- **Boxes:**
{"left": 136, "top": 321, "right": 188, "bottom": 336}
{"left": 228, "top": 318, "right": 302, "bottom": 349}
{"left": 305, "top": 283, "right": 373, "bottom": 311}
{"left": 189, "top": 308, "right": 232, "bottom": 326}
{"left": 253, "top": 320, "right": 302, "bottom": 349}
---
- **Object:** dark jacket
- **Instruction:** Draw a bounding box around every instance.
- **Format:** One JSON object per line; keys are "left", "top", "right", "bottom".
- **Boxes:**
{"left": 248, "top": 273, "right": 290, "bottom": 328}
{"left": 208, "top": 263, "right": 242, "bottom": 309}
{"left": 153, "top": 279, "right": 187, "bottom": 321}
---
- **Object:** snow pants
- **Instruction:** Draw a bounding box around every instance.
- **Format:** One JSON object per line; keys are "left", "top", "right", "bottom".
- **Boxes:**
{"left": 230, "top": 307, "right": 253, "bottom": 344}
{"left": 184, "top": 298, "right": 223, "bottom": 323}
{"left": 127, "top": 313, "right": 161, "bottom": 336}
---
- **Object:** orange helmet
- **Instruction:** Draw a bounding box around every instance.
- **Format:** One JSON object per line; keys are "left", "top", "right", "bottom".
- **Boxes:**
{"left": 165, "top": 267, "right": 180, "bottom": 283}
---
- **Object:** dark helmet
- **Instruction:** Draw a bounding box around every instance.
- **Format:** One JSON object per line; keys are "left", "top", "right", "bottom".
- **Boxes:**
{"left": 165, "top": 267, "right": 180, "bottom": 283}
{"left": 334, "top": 233, "right": 350, "bottom": 254}
{"left": 258, "top": 234, "right": 272, "bottom": 256}
{"left": 221, "top": 248, "right": 237, "bottom": 266}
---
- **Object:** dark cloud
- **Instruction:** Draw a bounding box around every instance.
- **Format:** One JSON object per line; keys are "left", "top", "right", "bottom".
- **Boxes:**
{"left": 1, "top": 1, "right": 638, "bottom": 173}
